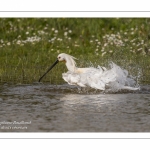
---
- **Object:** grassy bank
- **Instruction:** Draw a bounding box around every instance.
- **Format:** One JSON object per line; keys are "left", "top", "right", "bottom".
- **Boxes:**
{"left": 0, "top": 18, "right": 150, "bottom": 84}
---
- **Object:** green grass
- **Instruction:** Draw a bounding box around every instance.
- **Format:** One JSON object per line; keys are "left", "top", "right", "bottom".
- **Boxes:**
{"left": 0, "top": 18, "right": 150, "bottom": 84}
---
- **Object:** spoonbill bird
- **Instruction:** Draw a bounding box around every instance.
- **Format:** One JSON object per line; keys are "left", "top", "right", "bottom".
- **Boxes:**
{"left": 39, "top": 53, "right": 140, "bottom": 91}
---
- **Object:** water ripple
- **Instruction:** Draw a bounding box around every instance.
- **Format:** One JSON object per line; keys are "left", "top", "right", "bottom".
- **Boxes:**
{"left": 0, "top": 84, "right": 150, "bottom": 132}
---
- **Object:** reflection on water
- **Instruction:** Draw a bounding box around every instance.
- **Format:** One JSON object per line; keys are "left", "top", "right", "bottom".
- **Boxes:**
{"left": 0, "top": 84, "right": 150, "bottom": 132}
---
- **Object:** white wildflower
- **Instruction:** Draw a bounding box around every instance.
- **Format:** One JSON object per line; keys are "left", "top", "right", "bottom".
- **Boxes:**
{"left": 74, "top": 44, "right": 79, "bottom": 47}
{"left": 57, "top": 38, "right": 62, "bottom": 41}
{"left": 104, "top": 43, "right": 108, "bottom": 47}
{"left": 141, "top": 40, "right": 144, "bottom": 44}
{"left": 64, "top": 32, "right": 68, "bottom": 36}
{"left": 137, "top": 48, "right": 143, "bottom": 52}
{"left": 131, "top": 39, "right": 136, "bottom": 43}
{"left": 55, "top": 30, "right": 58, "bottom": 33}
{"left": 102, "top": 52, "right": 106, "bottom": 57}
{"left": 18, "top": 35, "right": 21, "bottom": 38}
{"left": 17, "top": 40, "right": 21, "bottom": 44}
{"left": 137, "top": 43, "right": 141, "bottom": 47}
{"left": 68, "top": 30, "right": 72, "bottom": 33}
{"left": 38, "top": 31, "right": 45, "bottom": 35}
{"left": 7, "top": 42, "right": 11, "bottom": 46}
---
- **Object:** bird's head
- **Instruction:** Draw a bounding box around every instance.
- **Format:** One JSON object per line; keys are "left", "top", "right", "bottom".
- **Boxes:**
{"left": 57, "top": 53, "right": 66, "bottom": 62}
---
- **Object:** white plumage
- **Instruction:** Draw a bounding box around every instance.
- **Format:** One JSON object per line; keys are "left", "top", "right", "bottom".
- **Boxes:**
{"left": 39, "top": 53, "right": 140, "bottom": 92}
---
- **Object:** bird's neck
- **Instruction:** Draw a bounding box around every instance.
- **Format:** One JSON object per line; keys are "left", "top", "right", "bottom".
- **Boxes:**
{"left": 65, "top": 58, "right": 77, "bottom": 73}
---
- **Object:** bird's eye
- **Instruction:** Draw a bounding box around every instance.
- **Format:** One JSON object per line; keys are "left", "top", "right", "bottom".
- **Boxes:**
{"left": 58, "top": 57, "right": 61, "bottom": 59}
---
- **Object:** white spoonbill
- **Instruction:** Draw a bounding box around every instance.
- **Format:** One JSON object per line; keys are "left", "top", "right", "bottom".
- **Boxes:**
{"left": 39, "top": 53, "right": 140, "bottom": 91}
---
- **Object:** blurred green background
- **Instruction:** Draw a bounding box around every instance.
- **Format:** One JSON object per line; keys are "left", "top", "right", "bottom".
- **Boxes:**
{"left": 0, "top": 18, "right": 150, "bottom": 84}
